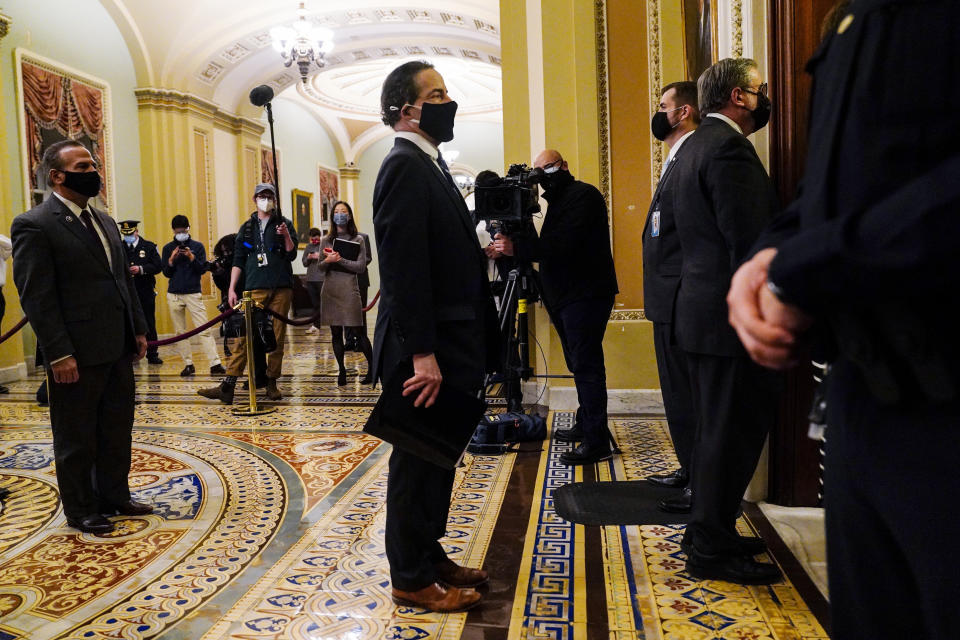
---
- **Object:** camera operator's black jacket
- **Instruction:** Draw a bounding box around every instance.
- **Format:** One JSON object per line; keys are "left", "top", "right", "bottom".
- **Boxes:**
{"left": 372, "top": 136, "right": 496, "bottom": 393}
{"left": 512, "top": 172, "right": 618, "bottom": 312}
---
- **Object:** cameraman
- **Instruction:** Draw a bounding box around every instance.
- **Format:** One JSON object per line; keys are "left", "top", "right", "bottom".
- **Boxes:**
{"left": 198, "top": 183, "right": 297, "bottom": 403}
{"left": 494, "top": 149, "right": 618, "bottom": 465}
{"left": 161, "top": 215, "right": 224, "bottom": 376}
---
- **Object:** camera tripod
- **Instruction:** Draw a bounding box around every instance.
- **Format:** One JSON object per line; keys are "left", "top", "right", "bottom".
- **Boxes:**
{"left": 489, "top": 264, "right": 621, "bottom": 453}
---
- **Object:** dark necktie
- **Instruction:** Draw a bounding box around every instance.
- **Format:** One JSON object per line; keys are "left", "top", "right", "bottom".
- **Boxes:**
{"left": 436, "top": 153, "right": 459, "bottom": 192}
{"left": 80, "top": 209, "right": 108, "bottom": 262}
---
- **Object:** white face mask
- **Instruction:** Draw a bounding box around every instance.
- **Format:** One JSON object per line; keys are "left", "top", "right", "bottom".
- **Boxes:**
{"left": 256, "top": 197, "right": 275, "bottom": 213}
{"left": 174, "top": 232, "right": 190, "bottom": 242}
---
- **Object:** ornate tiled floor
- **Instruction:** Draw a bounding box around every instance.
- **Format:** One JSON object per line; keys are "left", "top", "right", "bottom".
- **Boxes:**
{"left": 0, "top": 328, "right": 829, "bottom": 639}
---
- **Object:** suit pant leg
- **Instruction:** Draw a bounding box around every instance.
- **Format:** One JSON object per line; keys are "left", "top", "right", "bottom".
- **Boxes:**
{"left": 385, "top": 446, "right": 456, "bottom": 591}
{"left": 825, "top": 359, "right": 960, "bottom": 640}
{"left": 684, "top": 352, "right": 778, "bottom": 553}
{"left": 554, "top": 298, "right": 614, "bottom": 449}
{"left": 140, "top": 291, "right": 158, "bottom": 358}
{"left": 94, "top": 358, "right": 136, "bottom": 506}
{"left": 652, "top": 322, "right": 696, "bottom": 471}
{"left": 48, "top": 362, "right": 112, "bottom": 518}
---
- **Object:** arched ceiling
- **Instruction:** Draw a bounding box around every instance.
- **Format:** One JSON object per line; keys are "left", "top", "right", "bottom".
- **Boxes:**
{"left": 102, "top": 0, "right": 501, "bottom": 161}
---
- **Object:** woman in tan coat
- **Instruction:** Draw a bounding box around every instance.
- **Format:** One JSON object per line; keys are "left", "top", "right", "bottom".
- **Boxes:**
{"left": 318, "top": 201, "right": 373, "bottom": 385}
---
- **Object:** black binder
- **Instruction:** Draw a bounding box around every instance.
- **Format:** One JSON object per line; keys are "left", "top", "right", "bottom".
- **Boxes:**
{"left": 363, "top": 363, "right": 486, "bottom": 469}
{"left": 333, "top": 238, "right": 362, "bottom": 261}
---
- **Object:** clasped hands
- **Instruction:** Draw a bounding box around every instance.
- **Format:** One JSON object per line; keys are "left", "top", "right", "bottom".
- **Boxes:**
{"left": 727, "top": 248, "right": 813, "bottom": 370}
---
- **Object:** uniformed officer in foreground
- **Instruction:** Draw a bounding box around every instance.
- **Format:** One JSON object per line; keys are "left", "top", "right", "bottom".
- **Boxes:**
{"left": 119, "top": 220, "right": 163, "bottom": 365}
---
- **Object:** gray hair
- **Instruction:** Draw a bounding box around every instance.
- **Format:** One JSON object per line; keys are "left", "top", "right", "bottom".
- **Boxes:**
{"left": 697, "top": 57, "right": 757, "bottom": 114}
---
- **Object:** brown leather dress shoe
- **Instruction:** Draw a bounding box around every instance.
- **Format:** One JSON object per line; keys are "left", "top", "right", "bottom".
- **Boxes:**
{"left": 105, "top": 500, "right": 154, "bottom": 516}
{"left": 391, "top": 582, "right": 481, "bottom": 612}
{"left": 435, "top": 559, "right": 489, "bottom": 588}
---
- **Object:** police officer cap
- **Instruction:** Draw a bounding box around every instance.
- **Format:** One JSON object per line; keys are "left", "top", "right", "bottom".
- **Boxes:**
{"left": 254, "top": 183, "right": 277, "bottom": 197}
{"left": 118, "top": 220, "right": 139, "bottom": 235}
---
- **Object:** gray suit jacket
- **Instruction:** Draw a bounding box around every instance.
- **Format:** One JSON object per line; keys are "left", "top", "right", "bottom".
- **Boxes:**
{"left": 12, "top": 194, "right": 147, "bottom": 366}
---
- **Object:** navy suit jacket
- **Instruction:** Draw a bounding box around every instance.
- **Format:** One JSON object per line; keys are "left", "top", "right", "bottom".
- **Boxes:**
{"left": 371, "top": 136, "right": 493, "bottom": 392}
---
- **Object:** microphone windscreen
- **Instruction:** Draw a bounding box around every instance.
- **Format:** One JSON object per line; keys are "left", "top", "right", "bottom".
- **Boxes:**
{"left": 249, "top": 85, "right": 275, "bottom": 107}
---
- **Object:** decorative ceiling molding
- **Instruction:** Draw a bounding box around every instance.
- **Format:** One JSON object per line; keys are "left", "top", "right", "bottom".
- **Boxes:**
{"left": 135, "top": 88, "right": 265, "bottom": 136}
{"left": 192, "top": 6, "right": 499, "bottom": 93}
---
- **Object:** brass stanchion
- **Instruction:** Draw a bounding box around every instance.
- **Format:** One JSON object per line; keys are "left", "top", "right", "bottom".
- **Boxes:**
{"left": 231, "top": 291, "right": 276, "bottom": 416}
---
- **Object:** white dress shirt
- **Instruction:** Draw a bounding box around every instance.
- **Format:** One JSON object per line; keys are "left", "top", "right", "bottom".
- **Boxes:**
{"left": 660, "top": 130, "right": 696, "bottom": 180}
{"left": 706, "top": 112, "right": 744, "bottom": 135}
{"left": 394, "top": 131, "right": 444, "bottom": 176}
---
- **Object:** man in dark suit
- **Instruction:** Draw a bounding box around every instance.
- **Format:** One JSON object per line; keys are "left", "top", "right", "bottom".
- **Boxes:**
{"left": 12, "top": 140, "right": 152, "bottom": 534}
{"left": 728, "top": 2, "right": 960, "bottom": 635}
{"left": 642, "top": 81, "right": 700, "bottom": 498}
{"left": 372, "top": 60, "right": 491, "bottom": 613}
{"left": 119, "top": 220, "right": 163, "bottom": 365}
{"left": 670, "top": 58, "right": 780, "bottom": 584}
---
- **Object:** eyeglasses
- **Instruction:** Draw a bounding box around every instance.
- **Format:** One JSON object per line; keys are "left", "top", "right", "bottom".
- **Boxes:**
{"left": 741, "top": 82, "right": 768, "bottom": 97}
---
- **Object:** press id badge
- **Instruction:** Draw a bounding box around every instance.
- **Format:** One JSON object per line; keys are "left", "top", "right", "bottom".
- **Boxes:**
{"left": 651, "top": 210, "right": 661, "bottom": 237}
{"left": 257, "top": 252, "right": 269, "bottom": 267}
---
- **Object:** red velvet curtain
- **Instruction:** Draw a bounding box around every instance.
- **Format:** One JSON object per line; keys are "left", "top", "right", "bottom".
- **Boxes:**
{"left": 21, "top": 61, "right": 107, "bottom": 203}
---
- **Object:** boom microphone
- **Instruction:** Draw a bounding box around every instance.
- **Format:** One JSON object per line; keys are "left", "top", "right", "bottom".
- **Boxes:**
{"left": 249, "top": 84, "right": 275, "bottom": 107}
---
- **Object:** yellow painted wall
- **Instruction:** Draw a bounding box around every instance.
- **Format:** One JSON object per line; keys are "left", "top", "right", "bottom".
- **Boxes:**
{"left": 500, "top": 0, "right": 689, "bottom": 392}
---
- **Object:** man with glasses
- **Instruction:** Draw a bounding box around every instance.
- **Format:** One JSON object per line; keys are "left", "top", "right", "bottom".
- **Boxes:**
{"left": 493, "top": 149, "right": 619, "bottom": 465}
{"left": 669, "top": 58, "right": 781, "bottom": 584}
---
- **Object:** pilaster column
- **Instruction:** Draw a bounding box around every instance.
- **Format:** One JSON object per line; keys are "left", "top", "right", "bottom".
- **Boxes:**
{"left": 339, "top": 162, "right": 360, "bottom": 206}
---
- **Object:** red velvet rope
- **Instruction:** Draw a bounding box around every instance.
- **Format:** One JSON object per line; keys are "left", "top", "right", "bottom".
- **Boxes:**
{"left": 264, "top": 289, "right": 381, "bottom": 326}
{"left": 0, "top": 317, "right": 28, "bottom": 345}
{"left": 363, "top": 290, "right": 381, "bottom": 312}
{"left": 147, "top": 308, "right": 236, "bottom": 347}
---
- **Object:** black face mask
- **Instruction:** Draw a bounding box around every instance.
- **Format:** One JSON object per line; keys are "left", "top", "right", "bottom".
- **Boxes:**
{"left": 750, "top": 92, "right": 771, "bottom": 131}
{"left": 413, "top": 100, "right": 458, "bottom": 143}
{"left": 651, "top": 108, "right": 681, "bottom": 141}
{"left": 541, "top": 169, "right": 573, "bottom": 194}
{"left": 61, "top": 170, "right": 102, "bottom": 198}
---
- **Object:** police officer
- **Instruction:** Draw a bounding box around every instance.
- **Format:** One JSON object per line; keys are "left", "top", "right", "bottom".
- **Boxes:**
{"left": 119, "top": 220, "right": 163, "bottom": 364}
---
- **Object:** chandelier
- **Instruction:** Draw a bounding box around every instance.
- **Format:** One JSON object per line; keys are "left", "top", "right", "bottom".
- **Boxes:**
{"left": 270, "top": 3, "right": 335, "bottom": 83}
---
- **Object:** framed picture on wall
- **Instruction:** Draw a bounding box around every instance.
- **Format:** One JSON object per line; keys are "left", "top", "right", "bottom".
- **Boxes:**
{"left": 14, "top": 49, "right": 116, "bottom": 212}
{"left": 261, "top": 146, "right": 280, "bottom": 186}
{"left": 317, "top": 164, "right": 340, "bottom": 229}
{"left": 682, "top": 0, "right": 719, "bottom": 81}
{"left": 291, "top": 189, "right": 313, "bottom": 243}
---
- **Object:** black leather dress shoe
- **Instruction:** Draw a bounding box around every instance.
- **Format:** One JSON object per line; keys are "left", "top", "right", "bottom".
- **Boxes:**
{"left": 658, "top": 487, "right": 692, "bottom": 513}
{"left": 66, "top": 514, "right": 115, "bottom": 534}
{"left": 560, "top": 443, "right": 613, "bottom": 465}
{"left": 681, "top": 533, "right": 766, "bottom": 556}
{"left": 180, "top": 364, "right": 196, "bottom": 377}
{"left": 685, "top": 548, "right": 781, "bottom": 585}
{"left": 147, "top": 355, "right": 163, "bottom": 365}
{"left": 646, "top": 467, "right": 688, "bottom": 488}
{"left": 554, "top": 426, "right": 584, "bottom": 442}
{"left": 102, "top": 500, "right": 154, "bottom": 516}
